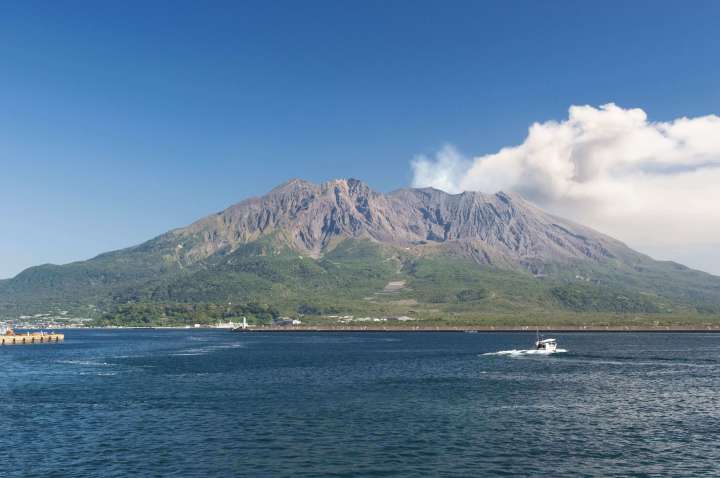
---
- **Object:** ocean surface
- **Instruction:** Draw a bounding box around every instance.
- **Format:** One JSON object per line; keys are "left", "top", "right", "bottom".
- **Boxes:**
{"left": 2, "top": 330, "right": 720, "bottom": 477}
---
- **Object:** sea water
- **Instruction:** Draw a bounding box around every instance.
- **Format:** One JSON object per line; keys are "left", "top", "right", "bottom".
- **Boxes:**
{"left": 2, "top": 330, "right": 719, "bottom": 477}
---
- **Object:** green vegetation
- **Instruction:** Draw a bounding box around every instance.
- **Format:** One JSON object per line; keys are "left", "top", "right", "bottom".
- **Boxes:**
{"left": 93, "top": 302, "right": 280, "bottom": 327}
{"left": 3, "top": 237, "right": 720, "bottom": 327}
{"left": 550, "top": 284, "right": 662, "bottom": 313}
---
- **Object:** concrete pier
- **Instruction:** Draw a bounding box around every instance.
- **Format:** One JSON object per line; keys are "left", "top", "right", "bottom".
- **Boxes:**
{"left": 0, "top": 332, "right": 64, "bottom": 345}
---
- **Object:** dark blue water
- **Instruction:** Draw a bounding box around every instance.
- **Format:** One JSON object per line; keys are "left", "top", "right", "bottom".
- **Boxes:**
{"left": 2, "top": 330, "right": 720, "bottom": 477}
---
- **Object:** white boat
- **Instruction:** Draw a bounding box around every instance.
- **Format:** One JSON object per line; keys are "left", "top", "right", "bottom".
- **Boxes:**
{"left": 482, "top": 330, "right": 564, "bottom": 356}
{"left": 535, "top": 337, "right": 558, "bottom": 353}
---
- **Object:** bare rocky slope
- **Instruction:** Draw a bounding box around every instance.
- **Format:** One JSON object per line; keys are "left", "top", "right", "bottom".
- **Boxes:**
{"left": 1, "top": 178, "right": 719, "bottom": 318}
{"left": 161, "top": 178, "right": 622, "bottom": 270}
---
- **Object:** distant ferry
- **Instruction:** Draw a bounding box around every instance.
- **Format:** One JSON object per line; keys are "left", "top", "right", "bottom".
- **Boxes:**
{"left": 0, "top": 322, "right": 64, "bottom": 345}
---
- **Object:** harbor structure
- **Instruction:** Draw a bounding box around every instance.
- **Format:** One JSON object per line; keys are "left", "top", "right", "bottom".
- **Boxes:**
{"left": 0, "top": 322, "right": 64, "bottom": 345}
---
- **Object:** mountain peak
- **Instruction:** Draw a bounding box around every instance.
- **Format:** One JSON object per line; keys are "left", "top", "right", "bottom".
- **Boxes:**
{"left": 320, "top": 177, "right": 370, "bottom": 192}
{"left": 269, "top": 178, "right": 317, "bottom": 194}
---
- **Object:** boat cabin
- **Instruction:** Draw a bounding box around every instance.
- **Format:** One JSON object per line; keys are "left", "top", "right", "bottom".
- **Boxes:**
{"left": 535, "top": 338, "right": 557, "bottom": 352}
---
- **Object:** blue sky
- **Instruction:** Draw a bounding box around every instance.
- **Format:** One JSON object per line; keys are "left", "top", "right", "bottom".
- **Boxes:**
{"left": 1, "top": 0, "right": 719, "bottom": 278}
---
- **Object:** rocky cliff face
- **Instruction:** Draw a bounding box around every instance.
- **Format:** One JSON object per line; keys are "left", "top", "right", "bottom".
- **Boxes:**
{"left": 163, "top": 178, "right": 623, "bottom": 270}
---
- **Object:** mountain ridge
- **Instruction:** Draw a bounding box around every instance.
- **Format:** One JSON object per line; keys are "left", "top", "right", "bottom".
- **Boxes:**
{"left": 159, "top": 177, "right": 625, "bottom": 267}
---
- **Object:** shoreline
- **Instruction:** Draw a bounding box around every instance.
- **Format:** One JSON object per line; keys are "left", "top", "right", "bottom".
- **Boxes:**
{"left": 229, "top": 325, "right": 720, "bottom": 332}
{"left": 87, "top": 325, "right": 720, "bottom": 332}
{"left": 16, "top": 325, "right": 720, "bottom": 333}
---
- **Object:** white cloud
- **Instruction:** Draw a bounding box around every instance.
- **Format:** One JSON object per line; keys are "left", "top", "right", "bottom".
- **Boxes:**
{"left": 411, "top": 103, "right": 720, "bottom": 255}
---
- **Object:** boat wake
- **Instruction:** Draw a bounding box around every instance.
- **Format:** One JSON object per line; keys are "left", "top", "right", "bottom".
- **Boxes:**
{"left": 482, "top": 348, "right": 568, "bottom": 356}
{"left": 170, "top": 342, "right": 246, "bottom": 357}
